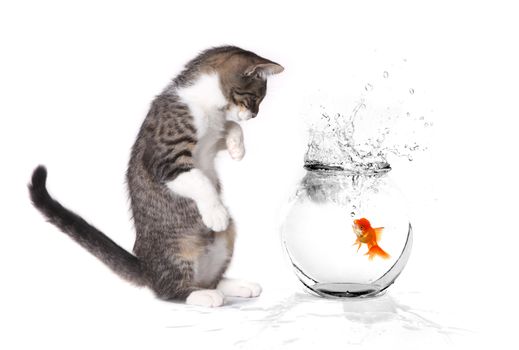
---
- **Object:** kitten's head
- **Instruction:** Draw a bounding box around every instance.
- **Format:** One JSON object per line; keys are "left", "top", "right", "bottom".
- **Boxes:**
{"left": 216, "top": 49, "right": 284, "bottom": 121}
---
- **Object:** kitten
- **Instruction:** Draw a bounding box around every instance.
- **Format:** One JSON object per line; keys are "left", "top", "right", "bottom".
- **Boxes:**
{"left": 28, "top": 46, "right": 283, "bottom": 307}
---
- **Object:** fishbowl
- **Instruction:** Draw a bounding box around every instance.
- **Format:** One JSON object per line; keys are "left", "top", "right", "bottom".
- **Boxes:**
{"left": 281, "top": 161, "right": 412, "bottom": 298}
{"left": 281, "top": 85, "right": 430, "bottom": 298}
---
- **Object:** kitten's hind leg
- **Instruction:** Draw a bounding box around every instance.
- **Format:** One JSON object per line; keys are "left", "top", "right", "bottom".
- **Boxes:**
{"left": 156, "top": 286, "right": 225, "bottom": 307}
{"left": 186, "top": 289, "right": 225, "bottom": 307}
{"left": 148, "top": 256, "right": 225, "bottom": 306}
{"left": 217, "top": 278, "right": 262, "bottom": 298}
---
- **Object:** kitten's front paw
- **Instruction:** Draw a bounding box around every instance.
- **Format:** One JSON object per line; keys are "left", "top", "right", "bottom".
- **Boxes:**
{"left": 226, "top": 125, "right": 245, "bottom": 161}
{"left": 186, "top": 289, "right": 225, "bottom": 307}
{"left": 227, "top": 138, "right": 245, "bottom": 161}
{"left": 199, "top": 201, "right": 229, "bottom": 232}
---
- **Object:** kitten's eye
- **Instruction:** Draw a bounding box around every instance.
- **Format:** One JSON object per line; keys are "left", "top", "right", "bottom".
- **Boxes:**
{"left": 234, "top": 90, "right": 255, "bottom": 98}
{"left": 241, "top": 72, "right": 262, "bottom": 80}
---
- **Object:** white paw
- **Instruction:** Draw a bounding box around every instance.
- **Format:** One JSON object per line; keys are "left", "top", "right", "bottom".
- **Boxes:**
{"left": 199, "top": 201, "right": 229, "bottom": 232}
{"left": 226, "top": 129, "right": 245, "bottom": 161}
{"left": 217, "top": 278, "right": 262, "bottom": 298}
{"left": 186, "top": 289, "right": 225, "bottom": 307}
{"left": 227, "top": 141, "right": 245, "bottom": 160}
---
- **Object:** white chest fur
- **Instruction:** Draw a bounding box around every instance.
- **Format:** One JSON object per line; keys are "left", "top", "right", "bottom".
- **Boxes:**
{"left": 177, "top": 73, "right": 227, "bottom": 184}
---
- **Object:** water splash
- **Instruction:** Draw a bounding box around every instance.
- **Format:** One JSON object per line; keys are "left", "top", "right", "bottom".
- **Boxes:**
{"left": 304, "top": 72, "right": 431, "bottom": 172}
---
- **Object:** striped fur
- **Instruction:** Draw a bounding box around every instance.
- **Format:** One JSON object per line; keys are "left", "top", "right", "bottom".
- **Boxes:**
{"left": 29, "top": 46, "right": 283, "bottom": 305}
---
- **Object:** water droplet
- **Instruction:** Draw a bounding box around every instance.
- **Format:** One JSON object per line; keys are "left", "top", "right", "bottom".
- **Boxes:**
{"left": 305, "top": 102, "right": 429, "bottom": 175}
{"left": 365, "top": 83, "right": 373, "bottom": 91}
{"left": 383, "top": 71, "right": 389, "bottom": 78}
{"left": 409, "top": 88, "right": 415, "bottom": 95}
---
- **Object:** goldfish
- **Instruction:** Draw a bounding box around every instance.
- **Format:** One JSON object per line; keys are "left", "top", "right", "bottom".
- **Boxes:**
{"left": 352, "top": 217, "right": 390, "bottom": 260}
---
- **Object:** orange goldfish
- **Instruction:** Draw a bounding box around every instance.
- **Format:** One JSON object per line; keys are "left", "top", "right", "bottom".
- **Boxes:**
{"left": 352, "top": 217, "right": 390, "bottom": 260}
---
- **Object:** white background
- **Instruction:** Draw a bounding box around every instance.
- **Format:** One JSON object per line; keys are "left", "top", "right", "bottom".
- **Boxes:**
{"left": 1, "top": 1, "right": 518, "bottom": 349}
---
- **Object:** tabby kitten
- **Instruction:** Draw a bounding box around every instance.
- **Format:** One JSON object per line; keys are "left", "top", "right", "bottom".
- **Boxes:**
{"left": 29, "top": 46, "right": 283, "bottom": 307}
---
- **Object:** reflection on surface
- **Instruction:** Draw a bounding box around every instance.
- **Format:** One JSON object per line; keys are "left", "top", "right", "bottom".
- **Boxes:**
{"left": 165, "top": 290, "right": 470, "bottom": 349}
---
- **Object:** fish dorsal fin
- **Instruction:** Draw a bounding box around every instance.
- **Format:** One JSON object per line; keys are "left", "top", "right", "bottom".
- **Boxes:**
{"left": 374, "top": 227, "right": 384, "bottom": 241}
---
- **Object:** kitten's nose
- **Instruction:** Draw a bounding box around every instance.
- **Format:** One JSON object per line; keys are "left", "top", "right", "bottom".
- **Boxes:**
{"left": 251, "top": 113, "right": 257, "bottom": 118}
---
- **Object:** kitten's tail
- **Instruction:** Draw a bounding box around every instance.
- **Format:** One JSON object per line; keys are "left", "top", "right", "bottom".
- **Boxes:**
{"left": 28, "top": 165, "right": 146, "bottom": 286}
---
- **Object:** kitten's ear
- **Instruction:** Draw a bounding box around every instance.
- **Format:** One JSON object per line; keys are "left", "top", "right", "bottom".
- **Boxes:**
{"left": 244, "top": 62, "right": 284, "bottom": 79}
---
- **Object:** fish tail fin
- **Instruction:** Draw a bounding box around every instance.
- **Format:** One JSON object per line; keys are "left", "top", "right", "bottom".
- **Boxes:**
{"left": 374, "top": 227, "right": 384, "bottom": 241}
{"left": 366, "top": 245, "right": 390, "bottom": 260}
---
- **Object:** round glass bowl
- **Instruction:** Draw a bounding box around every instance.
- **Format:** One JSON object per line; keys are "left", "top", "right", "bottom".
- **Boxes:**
{"left": 281, "top": 165, "right": 412, "bottom": 298}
